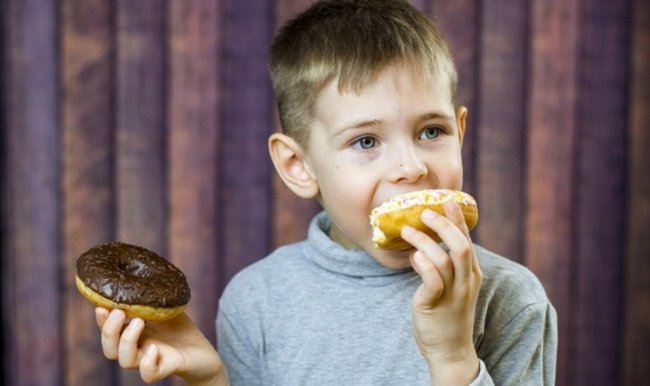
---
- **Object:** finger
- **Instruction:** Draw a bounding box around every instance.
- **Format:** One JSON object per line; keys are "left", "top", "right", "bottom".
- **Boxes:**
{"left": 402, "top": 219, "right": 455, "bottom": 287}
{"left": 442, "top": 201, "right": 478, "bottom": 281}
{"left": 442, "top": 199, "right": 470, "bottom": 236}
{"left": 118, "top": 318, "right": 145, "bottom": 369}
{"left": 101, "top": 309, "right": 126, "bottom": 360}
{"left": 140, "top": 344, "right": 169, "bottom": 383}
{"left": 420, "top": 207, "right": 472, "bottom": 281}
{"left": 95, "top": 307, "right": 110, "bottom": 328}
{"left": 410, "top": 250, "right": 445, "bottom": 308}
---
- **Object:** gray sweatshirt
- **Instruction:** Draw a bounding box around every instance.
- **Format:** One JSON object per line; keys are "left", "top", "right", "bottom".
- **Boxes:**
{"left": 217, "top": 213, "right": 557, "bottom": 385}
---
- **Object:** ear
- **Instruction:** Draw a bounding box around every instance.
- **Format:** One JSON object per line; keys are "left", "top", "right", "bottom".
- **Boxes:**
{"left": 268, "top": 133, "right": 319, "bottom": 199}
{"left": 455, "top": 106, "right": 468, "bottom": 146}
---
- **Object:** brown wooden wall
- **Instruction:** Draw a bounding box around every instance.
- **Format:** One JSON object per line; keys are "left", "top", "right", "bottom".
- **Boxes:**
{"left": 1, "top": 0, "right": 648, "bottom": 385}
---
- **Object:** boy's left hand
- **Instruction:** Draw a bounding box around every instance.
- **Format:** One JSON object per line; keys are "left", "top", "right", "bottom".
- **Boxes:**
{"left": 400, "top": 199, "right": 482, "bottom": 385}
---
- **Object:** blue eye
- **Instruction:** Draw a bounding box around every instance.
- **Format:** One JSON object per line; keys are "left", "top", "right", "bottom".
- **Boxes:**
{"left": 419, "top": 127, "right": 442, "bottom": 140}
{"left": 355, "top": 136, "right": 377, "bottom": 149}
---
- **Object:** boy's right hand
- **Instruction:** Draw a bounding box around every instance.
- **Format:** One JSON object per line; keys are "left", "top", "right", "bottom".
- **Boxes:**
{"left": 96, "top": 308, "right": 229, "bottom": 385}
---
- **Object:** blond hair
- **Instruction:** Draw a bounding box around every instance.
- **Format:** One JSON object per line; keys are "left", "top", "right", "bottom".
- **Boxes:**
{"left": 269, "top": 0, "right": 458, "bottom": 147}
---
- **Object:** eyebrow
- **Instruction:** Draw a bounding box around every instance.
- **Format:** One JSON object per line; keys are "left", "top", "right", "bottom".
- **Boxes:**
{"left": 333, "top": 111, "right": 455, "bottom": 138}
{"left": 418, "top": 112, "right": 455, "bottom": 123}
{"left": 332, "top": 118, "right": 381, "bottom": 138}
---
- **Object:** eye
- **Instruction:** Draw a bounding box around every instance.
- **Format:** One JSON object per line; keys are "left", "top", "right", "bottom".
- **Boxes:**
{"left": 419, "top": 126, "right": 443, "bottom": 140}
{"left": 353, "top": 136, "right": 377, "bottom": 150}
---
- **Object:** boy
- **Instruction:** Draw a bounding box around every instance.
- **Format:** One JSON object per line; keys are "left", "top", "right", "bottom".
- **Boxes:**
{"left": 96, "top": 0, "right": 557, "bottom": 385}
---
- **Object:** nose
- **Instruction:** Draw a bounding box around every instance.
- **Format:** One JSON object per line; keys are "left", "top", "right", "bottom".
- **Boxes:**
{"left": 388, "top": 143, "right": 428, "bottom": 183}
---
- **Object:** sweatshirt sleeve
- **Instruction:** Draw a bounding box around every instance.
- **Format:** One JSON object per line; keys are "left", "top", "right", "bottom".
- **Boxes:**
{"left": 216, "top": 292, "right": 264, "bottom": 386}
{"left": 473, "top": 300, "right": 558, "bottom": 385}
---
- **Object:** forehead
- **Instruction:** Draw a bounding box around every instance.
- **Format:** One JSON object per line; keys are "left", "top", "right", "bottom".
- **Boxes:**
{"left": 313, "top": 65, "right": 455, "bottom": 128}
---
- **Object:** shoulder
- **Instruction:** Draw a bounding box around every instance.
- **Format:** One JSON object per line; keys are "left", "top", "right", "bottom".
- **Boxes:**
{"left": 475, "top": 246, "right": 553, "bottom": 332}
{"left": 473, "top": 246, "right": 558, "bottom": 381}
{"left": 473, "top": 244, "right": 555, "bottom": 338}
{"left": 219, "top": 241, "right": 309, "bottom": 311}
{"left": 474, "top": 244, "right": 549, "bottom": 306}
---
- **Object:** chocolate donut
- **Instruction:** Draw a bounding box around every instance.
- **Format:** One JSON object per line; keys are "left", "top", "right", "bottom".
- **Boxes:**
{"left": 75, "top": 242, "right": 190, "bottom": 321}
{"left": 370, "top": 189, "right": 479, "bottom": 250}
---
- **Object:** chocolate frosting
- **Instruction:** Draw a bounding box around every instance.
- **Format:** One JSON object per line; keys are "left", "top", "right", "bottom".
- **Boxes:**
{"left": 76, "top": 242, "right": 191, "bottom": 308}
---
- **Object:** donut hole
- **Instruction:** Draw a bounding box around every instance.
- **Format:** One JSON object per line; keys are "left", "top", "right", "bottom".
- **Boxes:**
{"left": 118, "top": 260, "right": 148, "bottom": 278}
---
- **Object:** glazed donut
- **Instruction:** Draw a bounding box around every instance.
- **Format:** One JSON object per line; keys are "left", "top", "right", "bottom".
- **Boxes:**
{"left": 75, "top": 242, "right": 191, "bottom": 321}
{"left": 370, "top": 189, "right": 479, "bottom": 250}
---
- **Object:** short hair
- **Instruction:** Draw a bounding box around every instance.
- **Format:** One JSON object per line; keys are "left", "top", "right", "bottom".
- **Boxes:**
{"left": 269, "top": 0, "right": 458, "bottom": 147}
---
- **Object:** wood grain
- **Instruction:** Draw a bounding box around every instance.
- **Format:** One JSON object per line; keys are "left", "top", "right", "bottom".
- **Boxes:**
{"left": 61, "top": 0, "right": 116, "bottom": 385}
{"left": 475, "top": 1, "right": 529, "bottom": 262}
{"left": 573, "top": 1, "right": 629, "bottom": 384}
{"left": 115, "top": 1, "right": 167, "bottom": 385}
{"left": 168, "top": 0, "right": 220, "bottom": 343}
{"left": 623, "top": 0, "right": 650, "bottom": 384}
{"left": 2, "top": 0, "right": 61, "bottom": 384}
{"left": 526, "top": 1, "right": 579, "bottom": 384}
{"left": 218, "top": 0, "right": 275, "bottom": 288}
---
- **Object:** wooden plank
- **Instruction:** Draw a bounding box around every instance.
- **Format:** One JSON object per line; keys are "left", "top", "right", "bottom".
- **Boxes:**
{"left": 623, "top": 0, "right": 650, "bottom": 383}
{"left": 60, "top": 0, "right": 116, "bottom": 385}
{"left": 431, "top": 0, "right": 480, "bottom": 197}
{"left": 573, "top": 1, "right": 630, "bottom": 385}
{"left": 2, "top": 0, "right": 61, "bottom": 384}
{"left": 115, "top": 1, "right": 167, "bottom": 385}
{"left": 475, "top": 0, "right": 528, "bottom": 262}
{"left": 168, "top": 0, "right": 220, "bottom": 343}
{"left": 526, "top": 1, "right": 579, "bottom": 385}
{"left": 219, "top": 0, "right": 275, "bottom": 284}
{"left": 272, "top": 1, "right": 323, "bottom": 248}
{"left": 116, "top": 0, "right": 166, "bottom": 250}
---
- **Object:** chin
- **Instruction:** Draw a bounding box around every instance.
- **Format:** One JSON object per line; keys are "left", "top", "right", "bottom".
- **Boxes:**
{"left": 372, "top": 249, "right": 412, "bottom": 270}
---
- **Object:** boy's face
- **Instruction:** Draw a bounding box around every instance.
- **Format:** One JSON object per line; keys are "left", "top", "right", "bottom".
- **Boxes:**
{"left": 302, "top": 65, "right": 466, "bottom": 270}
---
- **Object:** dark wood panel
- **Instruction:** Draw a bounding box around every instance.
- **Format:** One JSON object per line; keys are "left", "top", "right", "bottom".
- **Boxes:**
{"left": 116, "top": 0, "right": 166, "bottom": 251}
{"left": 525, "top": 1, "right": 580, "bottom": 385}
{"left": 475, "top": 1, "right": 528, "bottom": 262}
{"left": 573, "top": 1, "right": 630, "bottom": 384}
{"left": 623, "top": 0, "right": 650, "bottom": 383}
{"left": 431, "top": 0, "right": 480, "bottom": 196}
{"left": 116, "top": 1, "right": 167, "bottom": 385}
{"left": 167, "top": 0, "right": 220, "bottom": 343}
{"left": 219, "top": 0, "right": 274, "bottom": 286}
{"left": 2, "top": 0, "right": 61, "bottom": 385}
{"left": 60, "top": 0, "right": 116, "bottom": 385}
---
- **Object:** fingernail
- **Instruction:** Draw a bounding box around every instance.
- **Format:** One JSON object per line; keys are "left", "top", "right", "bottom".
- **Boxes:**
{"left": 129, "top": 318, "right": 144, "bottom": 330}
{"left": 402, "top": 225, "right": 416, "bottom": 236}
{"left": 108, "top": 310, "right": 122, "bottom": 322}
{"left": 422, "top": 209, "right": 437, "bottom": 220}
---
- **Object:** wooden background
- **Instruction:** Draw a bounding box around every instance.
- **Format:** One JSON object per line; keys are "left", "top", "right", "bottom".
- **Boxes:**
{"left": 1, "top": 0, "right": 648, "bottom": 385}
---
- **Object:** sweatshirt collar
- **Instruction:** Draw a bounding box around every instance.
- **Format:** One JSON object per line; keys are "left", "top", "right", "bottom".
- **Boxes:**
{"left": 303, "top": 212, "right": 414, "bottom": 283}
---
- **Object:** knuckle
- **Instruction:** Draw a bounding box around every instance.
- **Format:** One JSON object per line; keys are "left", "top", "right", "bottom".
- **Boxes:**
{"left": 140, "top": 370, "right": 157, "bottom": 384}
{"left": 100, "top": 327, "right": 113, "bottom": 342}
{"left": 118, "top": 357, "right": 131, "bottom": 369}
{"left": 103, "top": 348, "right": 117, "bottom": 361}
{"left": 436, "top": 218, "right": 455, "bottom": 233}
{"left": 474, "top": 265, "right": 483, "bottom": 284}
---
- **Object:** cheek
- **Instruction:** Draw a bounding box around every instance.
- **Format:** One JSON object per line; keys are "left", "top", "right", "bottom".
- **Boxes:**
{"left": 426, "top": 150, "right": 464, "bottom": 186}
